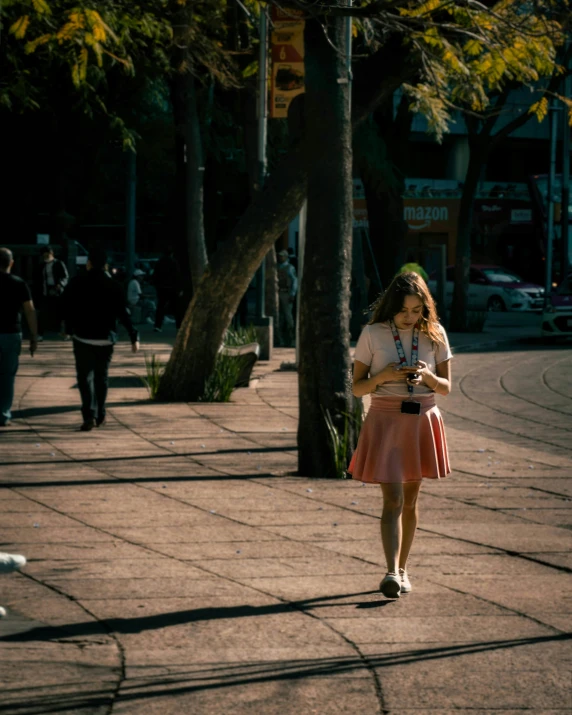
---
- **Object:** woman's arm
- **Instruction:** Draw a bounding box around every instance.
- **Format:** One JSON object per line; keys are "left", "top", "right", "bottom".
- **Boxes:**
{"left": 352, "top": 359, "right": 404, "bottom": 398}
{"left": 421, "top": 359, "right": 451, "bottom": 396}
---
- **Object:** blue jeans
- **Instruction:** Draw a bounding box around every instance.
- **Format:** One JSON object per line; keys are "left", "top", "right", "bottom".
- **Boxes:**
{"left": 0, "top": 333, "right": 22, "bottom": 424}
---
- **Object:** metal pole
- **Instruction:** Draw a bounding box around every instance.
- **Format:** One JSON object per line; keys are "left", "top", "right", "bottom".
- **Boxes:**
{"left": 346, "top": 1, "right": 352, "bottom": 109}
{"left": 545, "top": 102, "right": 558, "bottom": 296}
{"left": 432, "top": 244, "right": 447, "bottom": 328}
{"left": 255, "top": 6, "right": 268, "bottom": 319}
{"left": 561, "top": 52, "right": 571, "bottom": 279}
{"left": 257, "top": 6, "right": 268, "bottom": 190}
{"left": 295, "top": 201, "right": 307, "bottom": 365}
{"left": 125, "top": 149, "right": 136, "bottom": 279}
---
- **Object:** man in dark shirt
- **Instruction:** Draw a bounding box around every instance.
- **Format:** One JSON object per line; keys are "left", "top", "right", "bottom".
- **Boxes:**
{"left": 0, "top": 248, "right": 38, "bottom": 427}
{"left": 37, "top": 245, "right": 69, "bottom": 339}
{"left": 61, "top": 247, "right": 140, "bottom": 432}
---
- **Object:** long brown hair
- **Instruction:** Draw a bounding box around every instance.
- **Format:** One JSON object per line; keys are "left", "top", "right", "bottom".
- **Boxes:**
{"left": 369, "top": 272, "right": 444, "bottom": 345}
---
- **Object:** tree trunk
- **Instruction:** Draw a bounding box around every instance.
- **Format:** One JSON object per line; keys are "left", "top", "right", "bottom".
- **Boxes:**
{"left": 157, "top": 47, "right": 411, "bottom": 402}
{"left": 156, "top": 141, "right": 308, "bottom": 401}
{"left": 450, "top": 138, "right": 486, "bottom": 331}
{"left": 185, "top": 74, "right": 208, "bottom": 288}
{"left": 297, "top": 16, "right": 353, "bottom": 477}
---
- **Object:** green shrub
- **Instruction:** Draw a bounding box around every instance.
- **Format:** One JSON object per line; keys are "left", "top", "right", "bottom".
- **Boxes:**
{"left": 201, "top": 352, "right": 245, "bottom": 402}
{"left": 224, "top": 324, "right": 258, "bottom": 347}
{"left": 142, "top": 354, "right": 164, "bottom": 399}
{"left": 322, "top": 401, "right": 365, "bottom": 479}
{"left": 200, "top": 325, "right": 259, "bottom": 402}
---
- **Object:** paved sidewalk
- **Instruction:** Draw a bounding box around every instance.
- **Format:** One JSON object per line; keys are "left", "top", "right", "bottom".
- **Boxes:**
{"left": 0, "top": 328, "right": 571, "bottom": 714}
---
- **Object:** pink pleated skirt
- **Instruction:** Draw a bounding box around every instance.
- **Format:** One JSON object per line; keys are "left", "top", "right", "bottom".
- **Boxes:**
{"left": 347, "top": 395, "right": 450, "bottom": 484}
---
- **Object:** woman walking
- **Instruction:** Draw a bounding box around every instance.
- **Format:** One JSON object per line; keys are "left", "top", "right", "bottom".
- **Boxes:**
{"left": 348, "top": 272, "right": 452, "bottom": 599}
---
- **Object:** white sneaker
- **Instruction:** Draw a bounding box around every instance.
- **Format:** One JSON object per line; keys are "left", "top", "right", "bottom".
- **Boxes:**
{"left": 399, "top": 568, "right": 412, "bottom": 593}
{"left": 0, "top": 606, "right": 6, "bottom": 618}
{"left": 0, "top": 553, "right": 27, "bottom": 574}
{"left": 380, "top": 572, "right": 401, "bottom": 599}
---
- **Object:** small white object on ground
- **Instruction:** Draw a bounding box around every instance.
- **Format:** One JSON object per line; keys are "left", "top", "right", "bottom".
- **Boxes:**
{"left": 0, "top": 553, "right": 27, "bottom": 574}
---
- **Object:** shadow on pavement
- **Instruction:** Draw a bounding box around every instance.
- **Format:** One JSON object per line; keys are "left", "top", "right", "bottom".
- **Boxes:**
{"left": 12, "top": 400, "right": 154, "bottom": 419}
{"left": 2, "top": 590, "right": 382, "bottom": 643}
{"left": 2, "top": 633, "right": 570, "bottom": 714}
{"left": 0, "top": 472, "right": 290, "bottom": 488}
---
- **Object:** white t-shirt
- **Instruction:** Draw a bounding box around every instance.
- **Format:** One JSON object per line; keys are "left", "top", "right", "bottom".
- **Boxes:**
{"left": 354, "top": 321, "right": 453, "bottom": 397}
{"left": 127, "top": 279, "right": 142, "bottom": 307}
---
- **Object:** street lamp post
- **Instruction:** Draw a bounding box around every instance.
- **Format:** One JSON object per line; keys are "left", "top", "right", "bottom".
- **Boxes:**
{"left": 125, "top": 148, "right": 136, "bottom": 280}
{"left": 561, "top": 48, "right": 571, "bottom": 278}
{"left": 254, "top": 5, "right": 272, "bottom": 359}
{"left": 545, "top": 101, "right": 558, "bottom": 297}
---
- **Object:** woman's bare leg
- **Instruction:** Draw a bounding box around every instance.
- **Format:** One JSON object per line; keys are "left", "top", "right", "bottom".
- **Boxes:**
{"left": 380, "top": 483, "right": 404, "bottom": 573}
{"left": 400, "top": 481, "right": 422, "bottom": 570}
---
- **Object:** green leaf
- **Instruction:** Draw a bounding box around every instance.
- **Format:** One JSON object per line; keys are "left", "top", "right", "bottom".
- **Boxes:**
{"left": 10, "top": 16, "right": 30, "bottom": 39}
{"left": 32, "top": 0, "right": 51, "bottom": 14}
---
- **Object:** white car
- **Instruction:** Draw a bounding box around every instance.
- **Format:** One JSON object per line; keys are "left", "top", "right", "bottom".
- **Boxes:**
{"left": 428, "top": 265, "right": 545, "bottom": 312}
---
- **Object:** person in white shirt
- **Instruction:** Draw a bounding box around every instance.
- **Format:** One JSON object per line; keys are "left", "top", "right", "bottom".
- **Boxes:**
{"left": 350, "top": 272, "right": 453, "bottom": 599}
{"left": 127, "top": 269, "right": 144, "bottom": 309}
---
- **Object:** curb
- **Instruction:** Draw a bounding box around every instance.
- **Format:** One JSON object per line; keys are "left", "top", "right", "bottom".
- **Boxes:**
{"left": 451, "top": 337, "right": 525, "bottom": 353}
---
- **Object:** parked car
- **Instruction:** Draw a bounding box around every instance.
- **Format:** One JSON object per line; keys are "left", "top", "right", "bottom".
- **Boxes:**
{"left": 541, "top": 273, "right": 572, "bottom": 337}
{"left": 428, "top": 265, "right": 545, "bottom": 312}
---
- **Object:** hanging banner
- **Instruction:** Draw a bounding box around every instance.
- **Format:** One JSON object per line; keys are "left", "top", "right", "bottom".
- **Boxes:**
{"left": 270, "top": 7, "right": 305, "bottom": 119}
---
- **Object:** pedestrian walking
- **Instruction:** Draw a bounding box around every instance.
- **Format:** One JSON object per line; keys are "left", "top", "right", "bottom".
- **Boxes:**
{"left": 126, "top": 269, "right": 145, "bottom": 311}
{"left": 126, "top": 269, "right": 155, "bottom": 324}
{"left": 151, "top": 246, "right": 182, "bottom": 332}
{"left": 37, "top": 245, "right": 68, "bottom": 339}
{"left": 277, "top": 249, "right": 298, "bottom": 347}
{"left": 0, "top": 552, "right": 27, "bottom": 618}
{"left": 348, "top": 272, "right": 452, "bottom": 599}
{"left": 61, "top": 247, "right": 140, "bottom": 432}
{"left": 398, "top": 256, "right": 429, "bottom": 283}
{"left": 0, "top": 248, "right": 38, "bottom": 427}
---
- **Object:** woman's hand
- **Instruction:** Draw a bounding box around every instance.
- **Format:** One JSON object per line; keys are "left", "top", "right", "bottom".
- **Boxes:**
{"left": 404, "top": 360, "right": 437, "bottom": 389}
{"left": 373, "top": 362, "right": 408, "bottom": 386}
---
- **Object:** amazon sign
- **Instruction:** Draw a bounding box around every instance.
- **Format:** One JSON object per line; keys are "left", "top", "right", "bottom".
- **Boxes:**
{"left": 403, "top": 199, "right": 459, "bottom": 233}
